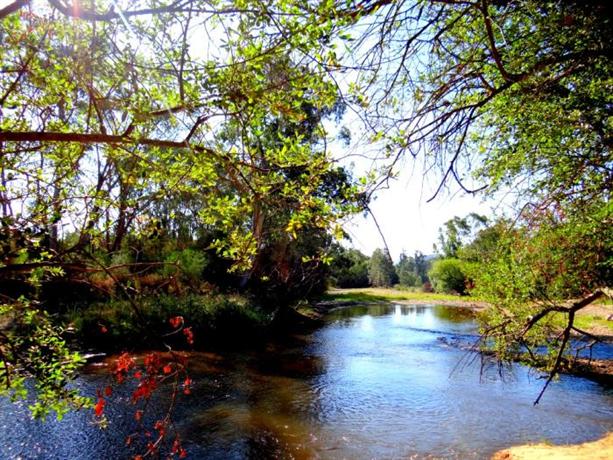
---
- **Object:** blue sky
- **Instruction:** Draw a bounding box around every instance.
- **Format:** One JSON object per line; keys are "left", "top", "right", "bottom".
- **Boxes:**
{"left": 342, "top": 165, "right": 507, "bottom": 262}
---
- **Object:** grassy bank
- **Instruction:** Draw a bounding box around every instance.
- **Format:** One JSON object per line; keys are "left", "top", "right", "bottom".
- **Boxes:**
{"left": 64, "top": 293, "right": 272, "bottom": 351}
{"left": 322, "top": 287, "right": 485, "bottom": 307}
{"left": 322, "top": 287, "right": 612, "bottom": 336}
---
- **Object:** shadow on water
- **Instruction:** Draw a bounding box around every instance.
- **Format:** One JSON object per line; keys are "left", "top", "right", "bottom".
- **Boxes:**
{"left": 1, "top": 303, "right": 612, "bottom": 459}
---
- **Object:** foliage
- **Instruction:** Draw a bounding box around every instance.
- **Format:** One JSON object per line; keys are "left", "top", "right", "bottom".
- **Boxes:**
{"left": 368, "top": 248, "right": 397, "bottom": 287}
{"left": 349, "top": 0, "right": 611, "bottom": 203}
{"left": 327, "top": 244, "right": 370, "bottom": 288}
{"left": 0, "top": 0, "right": 365, "bottom": 423}
{"left": 67, "top": 293, "right": 269, "bottom": 350}
{"left": 458, "top": 219, "right": 508, "bottom": 264}
{"left": 395, "top": 252, "right": 416, "bottom": 287}
{"left": 470, "top": 204, "right": 612, "bottom": 305}
{"left": 428, "top": 258, "right": 468, "bottom": 295}
{"left": 322, "top": 287, "right": 465, "bottom": 305}
{"left": 0, "top": 298, "right": 90, "bottom": 420}
{"left": 344, "top": 0, "right": 612, "bottom": 390}
{"left": 396, "top": 251, "right": 430, "bottom": 287}
{"left": 0, "top": 0, "right": 610, "bottom": 424}
{"left": 162, "top": 249, "right": 208, "bottom": 285}
{"left": 435, "top": 214, "right": 488, "bottom": 258}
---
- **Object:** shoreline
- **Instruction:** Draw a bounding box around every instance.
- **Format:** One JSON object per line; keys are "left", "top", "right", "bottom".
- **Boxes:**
{"left": 301, "top": 296, "right": 613, "bottom": 384}
{"left": 492, "top": 432, "right": 613, "bottom": 459}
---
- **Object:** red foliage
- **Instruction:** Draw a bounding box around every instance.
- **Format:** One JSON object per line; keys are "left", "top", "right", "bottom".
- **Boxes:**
{"left": 99, "top": 317, "right": 196, "bottom": 458}
{"left": 115, "top": 352, "right": 136, "bottom": 383}
{"left": 132, "top": 377, "right": 158, "bottom": 402}
{"left": 169, "top": 316, "right": 184, "bottom": 329}
{"left": 94, "top": 397, "right": 105, "bottom": 418}
{"left": 154, "top": 419, "right": 166, "bottom": 437}
{"left": 183, "top": 377, "right": 192, "bottom": 395}
{"left": 182, "top": 327, "right": 194, "bottom": 345}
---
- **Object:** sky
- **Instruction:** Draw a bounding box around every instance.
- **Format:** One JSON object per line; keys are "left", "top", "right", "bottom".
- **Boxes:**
{"left": 327, "top": 111, "right": 512, "bottom": 263}
{"left": 1, "top": 0, "right": 512, "bottom": 260}
{"left": 341, "top": 164, "right": 507, "bottom": 262}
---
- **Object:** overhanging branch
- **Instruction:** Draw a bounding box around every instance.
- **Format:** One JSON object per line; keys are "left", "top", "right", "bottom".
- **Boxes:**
{"left": 0, "top": 131, "right": 215, "bottom": 155}
{"left": 0, "top": 0, "right": 30, "bottom": 20}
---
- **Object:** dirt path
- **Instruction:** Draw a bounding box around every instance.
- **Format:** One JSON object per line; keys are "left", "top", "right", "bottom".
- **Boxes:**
{"left": 492, "top": 432, "right": 613, "bottom": 459}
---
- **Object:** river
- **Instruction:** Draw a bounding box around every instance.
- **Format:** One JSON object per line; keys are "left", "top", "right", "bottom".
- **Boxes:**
{"left": 1, "top": 303, "right": 612, "bottom": 459}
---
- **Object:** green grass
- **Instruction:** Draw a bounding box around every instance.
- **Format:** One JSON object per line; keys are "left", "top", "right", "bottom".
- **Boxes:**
{"left": 575, "top": 314, "right": 613, "bottom": 332}
{"left": 322, "top": 287, "right": 473, "bottom": 304}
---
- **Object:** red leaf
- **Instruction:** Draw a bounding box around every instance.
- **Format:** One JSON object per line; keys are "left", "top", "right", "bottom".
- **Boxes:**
{"left": 134, "top": 409, "right": 143, "bottom": 422}
{"left": 179, "top": 447, "right": 188, "bottom": 458}
{"left": 104, "top": 385, "right": 113, "bottom": 397}
{"left": 183, "top": 377, "right": 192, "bottom": 395}
{"left": 163, "top": 364, "right": 172, "bottom": 374}
{"left": 115, "top": 352, "right": 135, "bottom": 373}
{"left": 182, "top": 327, "right": 194, "bottom": 345}
{"left": 169, "top": 316, "right": 184, "bottom": 329}
{"left": 154, "top": 420, "right": 166, "bottom": 436}
{"left": 94, "top": 397, "right": 105, "bottom": 418}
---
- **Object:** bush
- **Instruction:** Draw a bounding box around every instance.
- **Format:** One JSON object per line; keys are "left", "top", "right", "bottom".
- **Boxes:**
{"left": 162, "top": 248, "right": 208, "bottom": 283}
{"left": 428, "top": 258, "right": 467, "bottom": 294}
{"left": 66, "top": 293, "right": 270, "bottom": 350}
{"left": 398, "top": 270, "right": 418, "bottom": 288}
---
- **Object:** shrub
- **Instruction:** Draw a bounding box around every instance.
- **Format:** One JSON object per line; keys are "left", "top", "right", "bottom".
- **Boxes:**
{"left": 428, "top": 258, "right": 467, "bottom": 294}
{"left": 162, "top": 249, "right": 207, "bottom": 283}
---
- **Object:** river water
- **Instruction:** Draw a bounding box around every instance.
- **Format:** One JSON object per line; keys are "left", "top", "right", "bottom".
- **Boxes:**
{"left": 1, "top": 304, "right": 612, "bottom": 459}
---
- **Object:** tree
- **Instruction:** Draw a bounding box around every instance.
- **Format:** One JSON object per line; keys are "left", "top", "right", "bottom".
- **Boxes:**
{"left": 458, "top": 219, "right": 508, "bottom": 264}
{"left": 413, "top": 251, "right": 430, "bottom": 285}
{"left": 346, "top": 0, "right": 611, "bottom": 201}
{"left": 368, "top": 248, "right": 397, "bottom": 287}
{"left": 328, "top": 244, "right": 370, "bottom": 288}
{"left": 344, "top": 0, "right": 612, "bottom": 394}
{"left": 0, "top": 0, "right": 361, "bottom": 419}
{"left": 395, "top": 250, "right": 430, "bottom": 287}
{"left": 435, "top": 214, "right": 488, "bottom": 258}
{"left": 396, "top": 252, "right": 417, "bottom": 287}
{"left": 428, "top": 258, "right": 467, "bottom": 295}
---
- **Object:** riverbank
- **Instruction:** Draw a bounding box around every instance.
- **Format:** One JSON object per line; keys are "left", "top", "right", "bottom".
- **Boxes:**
{"left": 492, "top": 432, "right": 613, "bottom": 459}
{"left": 321, "top": 287, "right": 612, "bottom": 337}
{"left": 63, "top": 292, "right": 272, "bottom": 352}
{"left": 307, "top": 288, "right": 613, "bottom": 384}
{"left": 322, "top": 287, "right": 487, "bottom": 309}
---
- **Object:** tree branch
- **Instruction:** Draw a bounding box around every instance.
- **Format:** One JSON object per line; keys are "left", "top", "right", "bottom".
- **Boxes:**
{"left": 0, "top": 0, "right": 29, "bottom": 20}
{"left": 0, "top": 130, "right": 215, "bottom": 155}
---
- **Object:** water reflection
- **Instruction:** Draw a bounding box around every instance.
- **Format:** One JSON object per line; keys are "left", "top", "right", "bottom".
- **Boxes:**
{"left": 1, "top": 304, "right": 612, "bottom": 459}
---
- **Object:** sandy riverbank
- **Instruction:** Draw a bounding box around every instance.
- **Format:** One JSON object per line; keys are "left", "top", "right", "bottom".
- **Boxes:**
{"left": 492, "top": 432, "right": 613, "bottom": 460}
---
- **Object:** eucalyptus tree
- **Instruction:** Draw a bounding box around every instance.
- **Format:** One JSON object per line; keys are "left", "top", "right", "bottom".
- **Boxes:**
{"left": 368, "top": 247, "right": 397, "bottom": 287}
{"left": 435, "top": 213, "right": 487, "bottom": 259}
{"left": 0, "top": 0, "right": 362, "bottom": 417}
{"left": 341, "top": 0, "right": 612, "bottom": 394}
